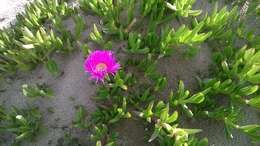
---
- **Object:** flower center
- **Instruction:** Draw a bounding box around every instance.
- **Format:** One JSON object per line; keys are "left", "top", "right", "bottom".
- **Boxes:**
{"left": 95, "top": 63, "right": 107, "bottom": 71}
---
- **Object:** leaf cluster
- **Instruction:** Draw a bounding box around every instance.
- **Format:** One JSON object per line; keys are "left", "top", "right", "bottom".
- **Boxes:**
{"left": 0, "top": 106, "right": 42, "bottom": 144}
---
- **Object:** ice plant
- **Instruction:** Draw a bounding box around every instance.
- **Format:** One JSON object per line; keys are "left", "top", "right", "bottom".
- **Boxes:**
{"left": 84, "top": 50, "right": 120, "bottom": 81}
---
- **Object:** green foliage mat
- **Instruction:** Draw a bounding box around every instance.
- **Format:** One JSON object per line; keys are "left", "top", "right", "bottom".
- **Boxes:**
{"left": 0, "top": 0, "right": 260, "bottom": 145}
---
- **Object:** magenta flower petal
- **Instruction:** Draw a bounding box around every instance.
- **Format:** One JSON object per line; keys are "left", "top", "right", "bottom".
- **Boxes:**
{"left": 84, "top": 50, "right": 120, "bottom": 81}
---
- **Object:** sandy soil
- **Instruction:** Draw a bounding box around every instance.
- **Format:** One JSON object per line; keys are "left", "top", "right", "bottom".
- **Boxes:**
{"left": 0, "top": 0, "right": 259, "bottom": 146}
{"left": 0, "top": 0, "right": 31, "bottom": 29}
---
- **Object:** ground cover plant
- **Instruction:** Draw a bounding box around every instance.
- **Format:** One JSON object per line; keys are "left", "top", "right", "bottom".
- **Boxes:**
{"left": 0, "top": 0, "right": 75, "bottom": 77}
{"left": 0, "top": 0, "right": 259, "bottom": 146}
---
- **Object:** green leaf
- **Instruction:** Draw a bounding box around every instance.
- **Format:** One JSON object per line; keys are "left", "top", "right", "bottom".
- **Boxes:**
{"left": 73, "top": 105, "right": 88, "bottom": 129}
{"left": 74, "top": 15, "right": 86, "bottom": 40}
{"left": 181, "top": 104, "right": 194, "bottom": 118}
{"left": 149, "top": 127, "right": 161, "bottom": 142}
{"left": 23, "top": 27, "right": 34, "bottom": 39}
{"left": 238, "top": 124, "right": 260, "bottom": 141}
{"left": 184, "top": 92, "right": 205, "bottom": 104}
{"left": 45, "top": 59, "right": 59, "bottom": 76}
{"left": 155, "top": 101, "right": 166, "bottom": 113}
{"left": 166, "top": 111, "right": 178, "bottom": 123}
{"left": 90, "top": 24, "right": 104, "bottom": 44}
{"left": 246, "top": 65, "right": 260, "bottom": 77}
{"left": 154, "top": 76, "right": 167, "bottom": 91}
{"left": 221, "top": 60, "right": 229, "bottom": 72}
{"left": 239, "top": 85, "right": 259, "bottom": 96}
{"left": 160, "top": 104, "right": 169, "bottom": 122}
{"left": 246, "top": 96, "right": 260, "bottom": 108}
{"left": 22, "top": 84, "right": 53, "bottom": 98}
{"left": 183, "top": 128, "right": 202, "bottom": 134}
{"left": 224, "top": 122, "right": 234, "bottom": 139}
{"left": 178, "top": 80, "right": 185, "bottom": 97}
{"left": 140, "top": 101, "right": 154, "bottom": 122}
{"left": 188, "top": 10, "right": 202, "bottom": 16}
{"left": 165, "top": 2, "right": 177, "bottom": 11}
{"left": 244, "top": 49, "right": 255, "bottom": 60}
{"left": 239, "top": 125, "right": 260, "bottom": 132}
{"left": 247, "top": 74, "right": 260, "bottom": 84}
{"left": 115, "top": 73, "right": 128, "bottom": 90}
{"left": 3, "top": 106, "right": 42, "bottom": 141}
{"left": 197, "top": 138, "right": 209, "bottom": 146}
{"left": 96, "top": 141, "right": 102, "bottom": 146}
{"left": 22, "top": 44, "right": 35, "bottom": 49}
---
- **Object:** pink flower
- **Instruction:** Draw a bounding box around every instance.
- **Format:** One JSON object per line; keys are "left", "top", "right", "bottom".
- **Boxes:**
{"left": 84, "top": 50, "right": 120, "bottom": 81}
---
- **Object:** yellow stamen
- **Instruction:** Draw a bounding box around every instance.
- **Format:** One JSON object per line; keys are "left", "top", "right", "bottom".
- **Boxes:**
{"left": 96, "top": 63, "right": 107, "bottom": 71}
